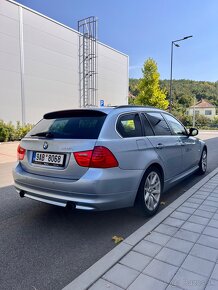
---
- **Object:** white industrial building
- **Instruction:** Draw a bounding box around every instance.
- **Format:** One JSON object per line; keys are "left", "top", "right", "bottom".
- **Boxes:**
{"left": 0, "top": 0, "right": 128, "bottom": 124}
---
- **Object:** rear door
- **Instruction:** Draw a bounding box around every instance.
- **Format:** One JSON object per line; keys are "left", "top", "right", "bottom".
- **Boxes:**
{"left": 144, "top": 112, "right": 183, "bottom": 181}
{"left": 20, "top": 110, "right": 107, "bottom": 180}
{"left": 163, "top": 113, "right": 200, "bottom": 172}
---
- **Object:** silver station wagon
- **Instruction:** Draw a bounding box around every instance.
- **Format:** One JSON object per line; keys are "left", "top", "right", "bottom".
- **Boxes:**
{"left": 13, "top": 106, "right": 207, "bottom": 216}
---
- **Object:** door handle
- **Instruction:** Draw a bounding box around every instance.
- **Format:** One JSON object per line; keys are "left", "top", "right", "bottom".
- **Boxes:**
{"left": 156, "top": 143, "right": 164, "bottom": 149}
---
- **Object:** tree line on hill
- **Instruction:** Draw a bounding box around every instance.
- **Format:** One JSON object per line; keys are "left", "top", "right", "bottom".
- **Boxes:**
{"left": 129, "top": 58, "right": 218, "bottom": 127}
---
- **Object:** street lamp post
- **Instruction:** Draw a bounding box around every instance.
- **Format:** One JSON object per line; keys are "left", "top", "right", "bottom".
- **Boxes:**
{"left": 169, "top": 35, "right": 193, "bottom": 112}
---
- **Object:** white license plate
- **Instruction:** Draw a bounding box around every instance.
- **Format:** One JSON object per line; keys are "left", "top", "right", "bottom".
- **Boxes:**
{"left": 33, "top": 152, "right": 65, "bottom": 167}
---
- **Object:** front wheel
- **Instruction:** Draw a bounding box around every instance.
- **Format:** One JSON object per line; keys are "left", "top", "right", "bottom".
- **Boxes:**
{"left": 135, "top": 167, "right": 163, "bottom": 217}
{"left": 198, "top": 148, "right": 207, "bottom": 175}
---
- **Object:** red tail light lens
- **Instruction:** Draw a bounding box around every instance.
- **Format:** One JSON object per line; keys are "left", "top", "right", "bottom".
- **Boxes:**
{"left": 74, "top": 146, "right": 118, "bottom": 168}
{"left": 90, "top": 146, "right": 118, "bottom": 168}
{"left": 17, "top": 144, "right": 26, "bottom": 160}
{"left": 73, "top": 150, "right": 92, "bottom": 167}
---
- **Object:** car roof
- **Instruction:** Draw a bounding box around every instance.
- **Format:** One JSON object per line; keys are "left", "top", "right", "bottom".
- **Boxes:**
{"left": 43, "top": 106, "right": 166, "bottom": 119}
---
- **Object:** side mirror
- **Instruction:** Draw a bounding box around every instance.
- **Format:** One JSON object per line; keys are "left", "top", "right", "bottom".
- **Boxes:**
{"left": 188, "top": 127, "right": 198, "bottom": 137}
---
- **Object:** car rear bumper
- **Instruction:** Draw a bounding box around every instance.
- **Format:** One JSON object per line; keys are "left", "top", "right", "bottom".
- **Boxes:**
{"left": 13, "top": 163, "right": 142, "bottom": 211}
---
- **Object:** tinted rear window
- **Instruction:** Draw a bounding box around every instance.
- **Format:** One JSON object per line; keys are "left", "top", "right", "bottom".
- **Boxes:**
{"left": 26, "top": 115, "right": 106, "bottom": 139}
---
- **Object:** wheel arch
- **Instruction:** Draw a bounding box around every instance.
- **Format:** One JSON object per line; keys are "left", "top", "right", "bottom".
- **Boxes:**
{"left": 134, "top": 162, "right": 165, "bottom": 204}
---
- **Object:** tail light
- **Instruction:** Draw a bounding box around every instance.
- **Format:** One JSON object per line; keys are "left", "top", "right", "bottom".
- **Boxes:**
{"left": 74, "top": 146, "right": 118, "bottom": 168}
{"left": 17, "top": 144, "right": 26, "bottom": 160}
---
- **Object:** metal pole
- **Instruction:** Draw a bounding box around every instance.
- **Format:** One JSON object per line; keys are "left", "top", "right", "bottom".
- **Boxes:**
{"left": 193, "top": 98, "right": 196, "bottom": 127}
{"left": 169, "top": 36, "right": 193, "bottom": 113}
{"left": 169, "top": 41, "right": 173, "bottom": 112}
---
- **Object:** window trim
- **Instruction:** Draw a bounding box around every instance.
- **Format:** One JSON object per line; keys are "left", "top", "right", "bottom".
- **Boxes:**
{"left": 139, "top": 112, "right": 155, "bottom": 136}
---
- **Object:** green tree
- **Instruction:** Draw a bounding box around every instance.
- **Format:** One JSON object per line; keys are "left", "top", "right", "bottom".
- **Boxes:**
{"left": 134, "top": 58, "right": 169, "bottom": 109}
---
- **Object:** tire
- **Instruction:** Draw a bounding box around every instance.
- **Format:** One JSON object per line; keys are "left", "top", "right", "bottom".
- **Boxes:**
{"left": 135, "top": 167, "right": 163, "bottom": 217}
{"left": 198, "top": 148, "right": 207, "bottom": 175}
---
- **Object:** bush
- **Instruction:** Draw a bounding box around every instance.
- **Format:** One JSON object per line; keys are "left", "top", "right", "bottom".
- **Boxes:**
{"left": 0, "top": 120, "right": 33, "bottom": 142}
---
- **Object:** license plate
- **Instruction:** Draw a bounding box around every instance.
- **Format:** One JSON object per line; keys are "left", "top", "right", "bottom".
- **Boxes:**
{"left": 32, "top": 152, "right": 65, "bottom": 167}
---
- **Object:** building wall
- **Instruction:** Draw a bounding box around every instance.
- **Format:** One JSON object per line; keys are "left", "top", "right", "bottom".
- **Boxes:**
{"left": 187, "top": 107, "right": 216, "bottom": 119}
{"left": 0, "top": 0, "right": 128, "bottom": 124}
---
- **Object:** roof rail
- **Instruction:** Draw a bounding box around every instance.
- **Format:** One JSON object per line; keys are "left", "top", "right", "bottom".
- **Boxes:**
{"left": 114, "top": 105, "right": 158, "bottom": 109}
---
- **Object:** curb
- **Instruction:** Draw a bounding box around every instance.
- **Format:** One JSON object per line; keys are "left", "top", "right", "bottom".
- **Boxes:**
{"left": 62, "top": 167, "right": 218, "bottom": 290}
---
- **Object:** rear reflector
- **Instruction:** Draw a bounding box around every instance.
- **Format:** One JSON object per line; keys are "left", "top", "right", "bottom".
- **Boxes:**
{"left": 17, "top": 144, "right": 26, "bottom": 160}
{"left": 74, "top": 146, "right": 118, "bottom": 168}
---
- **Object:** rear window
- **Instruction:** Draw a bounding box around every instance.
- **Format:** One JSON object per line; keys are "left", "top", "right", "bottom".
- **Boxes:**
{"left": 26, "top": 111, "right": 106, "bottom": 139}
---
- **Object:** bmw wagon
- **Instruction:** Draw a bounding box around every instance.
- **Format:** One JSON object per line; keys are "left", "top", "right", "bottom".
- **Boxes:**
{"left": 13, "top": 106, "right": 207, "bottom": 216}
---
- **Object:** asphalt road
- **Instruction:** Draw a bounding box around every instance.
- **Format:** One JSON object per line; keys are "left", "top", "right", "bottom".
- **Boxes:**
{"left": 0, "top": 136, "right": 218, "bottom": 290}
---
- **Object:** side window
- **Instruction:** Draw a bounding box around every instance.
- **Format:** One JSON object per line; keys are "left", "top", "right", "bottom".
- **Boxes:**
{"left": 117, "top": 113, "right": 143, "bottom": 138}
{"left": 141, "top": 114, "right": 154, "bottom": 136}
{"left": 163, "top": 114, "right": 187, "bottom": 136}
{"left": 146, "top": 112, "right": 171, "bottom": 136}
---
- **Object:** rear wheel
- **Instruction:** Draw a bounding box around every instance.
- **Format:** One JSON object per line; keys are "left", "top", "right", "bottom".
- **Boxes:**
{"left": 198, "top": 148, "right": 207, "bottom": 175}
{"left": 135, "top": 167, "right": 163, "bottom": 217}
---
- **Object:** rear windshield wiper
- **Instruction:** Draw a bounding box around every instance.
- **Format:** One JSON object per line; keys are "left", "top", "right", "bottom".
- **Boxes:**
{"left": 31, "top": 132, "right": 54, "bottom": 138}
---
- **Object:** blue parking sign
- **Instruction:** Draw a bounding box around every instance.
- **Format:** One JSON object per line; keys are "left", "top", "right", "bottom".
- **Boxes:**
{"left": 100, "top": 100, "right": 104, "bottom": 107}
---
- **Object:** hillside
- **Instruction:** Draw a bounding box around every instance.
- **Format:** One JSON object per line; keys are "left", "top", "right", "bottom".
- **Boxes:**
{"left": 129, "top": 79, "right": 218, "bottom": 112}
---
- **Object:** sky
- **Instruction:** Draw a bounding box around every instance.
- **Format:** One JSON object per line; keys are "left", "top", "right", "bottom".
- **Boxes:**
{"left": 16, "top": 0, "right": 218, "bottom": 82}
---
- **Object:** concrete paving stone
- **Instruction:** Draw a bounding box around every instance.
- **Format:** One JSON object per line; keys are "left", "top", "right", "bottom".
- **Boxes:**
{"left": 211, "top": 264, "right": 218, "bottom": 281}
{"left": 166, "top": 237, "right": 194, "bottom": 254}
{"left": 170, "top": 211, "right": 191, "bottom": 221}
{"left": 163, "top": 217, "right": 185, "bottom": 228}
{"left": 133, "top": 240, "right": 162, "bottom": 258}
{"left": 144, "top": 231, "right": 171, "bottom": 246}
{"left": 210, "top": 194, "right": 218, "bottom": 199}
{"left": 154, "top": 224, "right": 178, "bottom": 236}
{"left": 155, "top": 247, "right": 186, "bottom": 267}
{"left": 182, "top": 202, "right": 199, "bottom": 209}
{"left": 199, "top": 205, "right": 217, "bottom": 213}
{"left": 176, "top": 206, "right": 196, "bottom": 214}
{"left": 192, "top": 194, "right": 207, "bottom": 200}
{"left": 202, "top": 200, "right": 218, "bottom": 208}
{"left": 194, "top": 209, "right": 214, "bottom": 219}
{"left": 197, "top": 234, "right": 218, "bottom": 250}
{"left": 208, "top": 219, "right": 218, "bottom": 229}
{"left": 166, "top": 285, "right": 183, "bottom": 290}
{"left": 203, "top": 226, "right": 218, "bottom": 238}
{"left": 195, "top": 190, "right": 211, "bottom": 196}
{"left": 120, "top": 251, "right": 152, "bottom": 272}
{"left": 171, "top": 268, "right": 208, "bottom": 290}
{"left": 181, "top": 221, "right": 205, "bottom": 234}
{"left": 205, "top": 279, "right": 218, "bottom": 290}
{"left": 143, "top": 258, "right": 178, "bottom": 283}
{"left": 103, "top": 263, "right": 139, "bottom": 289}
{"left": 207, "top": 197, "right": 218, "bottom": 202}
{"left": 201, "top": 185, "right": 217, "bottom": 191}
{"left": 89, "top": 279, "right": 124, "bottom": 290}
{"left": 213, "top": 213, "right": 218, "bottom": 220}
{"left": 188, "top": 215, "right": 210, "bottom": 226}
{"left": 200, "top": 187, "right": 214, "bottom": 192}
{"left": 181, "top": 255, "right": 215, "bottom": 277}
{"left": 174, "top": 229, "right": 200, "bottom": 243}
{"left": 187, "top": 198, "right": 203, "bottom": 205}
{"left": 190, "top": 244, "right": 218, "bottom": 262}
{"left": 127, "top": 273, "right": 167, "bottom": 290}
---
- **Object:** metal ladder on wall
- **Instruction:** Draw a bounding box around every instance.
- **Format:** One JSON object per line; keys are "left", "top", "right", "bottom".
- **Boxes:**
{"left": 78, "top": 17, "right": 97, "bottom": 108}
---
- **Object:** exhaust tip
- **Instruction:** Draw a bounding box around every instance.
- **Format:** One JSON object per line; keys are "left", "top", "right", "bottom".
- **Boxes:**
{"left": 19, "top": 191, "right": 25, "bottom": 198}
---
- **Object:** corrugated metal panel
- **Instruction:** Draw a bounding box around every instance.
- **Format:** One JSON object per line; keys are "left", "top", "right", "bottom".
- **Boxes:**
{"left": 0, "top": 0, "right": 128, "bottom": 124}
